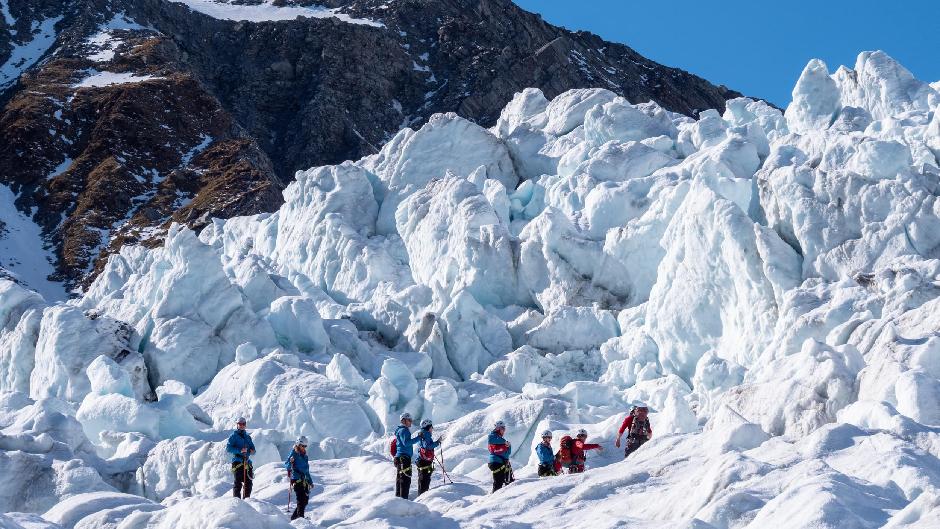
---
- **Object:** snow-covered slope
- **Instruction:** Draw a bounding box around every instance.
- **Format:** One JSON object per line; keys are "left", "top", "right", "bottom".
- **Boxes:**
{"left": 1, "top": 50, "right": 940, "bottom": 528}
{"left": 0, "top": 184, "right": 67, "bottom": 301}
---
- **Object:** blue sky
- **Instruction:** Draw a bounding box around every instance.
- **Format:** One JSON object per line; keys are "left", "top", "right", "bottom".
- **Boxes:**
{"left": 514, "top": 0, "right": 940, "bottom": 107}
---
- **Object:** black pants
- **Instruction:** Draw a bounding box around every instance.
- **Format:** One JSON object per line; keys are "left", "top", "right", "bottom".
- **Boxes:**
{"left": 416, "top": 458, "right": 434, "bottom": 495}
{"left": 394, "top": 456, "right": 412, "bottom": 499}
{"left": 489, "top": 462, "right": 513, "bottom": 492}
{"left": 232, "top": 461, "right": 253, "bottom": 498}
{"left": 291, "top": 481, "right": 310, "bottom": 520}
{"left": 625, "top": 436, "right": 647, "bottom": 458}
{"left": 537, "top": 463, "right": 556, "bottom": 477}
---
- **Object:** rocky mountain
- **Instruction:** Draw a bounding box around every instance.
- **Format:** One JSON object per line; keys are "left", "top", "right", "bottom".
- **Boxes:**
{"left": 0, "top": 0, "right": 743, "bottom": 290}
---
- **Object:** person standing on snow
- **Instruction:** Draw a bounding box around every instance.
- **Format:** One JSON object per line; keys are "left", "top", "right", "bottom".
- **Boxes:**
{"left": 285, "top": 436, "right": 312, "bottom": 520}
{"left": 615, "top": 405, "right": 653, "bottom": 458}
{"left": 488, "top": 420, "right": 514, "bottom": 492}
{"left": 415, "top": 419, "right": 443, "bottom": 496}
{"left": 394, "top": 412, "right": 422, "bottom": 499}
{"left": 226, "top": 416, "right": 256, "bottom": 498}
{"left": 569, "top": 428, "right": 602, "bottom": 473}
{"left": 535, "top": 430, "right": 557, "bottom": 476}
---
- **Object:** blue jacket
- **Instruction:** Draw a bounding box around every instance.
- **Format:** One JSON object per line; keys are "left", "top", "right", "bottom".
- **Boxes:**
{"left": 226, "top": 429, "right": 256, "bottom": 464}
{"left": 416, "top": 429, "right": 440, "bottom": 460}
{"left": 394, "top": 425, "right": 421, "bottom": 459}
{"left": 536, "top": 441, "right": 554, "bottom": 465}
{"left": 488, "top": 431, "right": 510, "bottom": 464}
{"left": 285, "top": 448, "right": 312, "bottom": 484}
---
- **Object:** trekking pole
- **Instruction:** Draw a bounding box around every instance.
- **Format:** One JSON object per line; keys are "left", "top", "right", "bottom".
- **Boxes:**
{"left": 243, "top": 455, "right": 248, "bottom": 499}
{"left": 440, "top": 442, "right": 448, "bottom": 483}
{"left": 442, "top": 442, "right": 455, "bottom": 483}
{"left": 434, "top": 453, "right": 453, "bottom": 484}
{"left": 286, "top": 473, "right": 292, "bottom": 514}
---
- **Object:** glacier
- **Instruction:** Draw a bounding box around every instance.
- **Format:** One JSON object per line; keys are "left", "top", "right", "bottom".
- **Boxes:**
{"left": 0, "top": 50, "right": 939, "bottom": 528}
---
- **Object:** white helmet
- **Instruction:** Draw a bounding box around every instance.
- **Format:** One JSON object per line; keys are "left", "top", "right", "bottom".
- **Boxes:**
{"left": 541, "top": 430, "right": 552, "bottom": 438}
{"left": 296, "top": 435, "right": 308, "bottom": 446}
{"left": 420, "top": 419, "right": 433, "bottom": 429}
{"left": 400, "top": 412, "right": 412, "bottom": 421}
{"left": 577, "top": 428, "right": 588, "bottom": 437}
{"left": 494, "top": 420, "right": 506, "bottom": 430}
{"left": 236, "top": 416, "right": 247, "bottom": 425}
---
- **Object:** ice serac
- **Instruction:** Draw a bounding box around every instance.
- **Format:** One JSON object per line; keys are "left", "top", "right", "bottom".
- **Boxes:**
{"left": 645, "top": 182, "right": 801, "bottom": 382}
{"left": 0, "top": 49, "right": 939, "bottom": 529}
{"left": 363, "top": 113, "right": 517, "bottom": 235}
{"left": 396, "top": 177, "right": 528, "bottom": 308}
{"left": 0, "top": 280, "right": 45, "bottom": 394}
{"left": 785, "top": 59, "right": 841, "bottom": 133}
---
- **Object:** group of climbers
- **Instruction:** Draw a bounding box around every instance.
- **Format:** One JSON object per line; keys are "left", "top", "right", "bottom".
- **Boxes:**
{"left": 225, "top": 418, "right": 314, "bottom": 521}
{"left": 534, "top": 406, "right": 653, "bottom": 478}
{"left": 224, "top": 406, "right": 653, "bottom": 518}
{"left": 392, "top": 412, "right": 444, "bottom": 499}
{"left": 538, "top": 428, "right": 603, "bottom": 475}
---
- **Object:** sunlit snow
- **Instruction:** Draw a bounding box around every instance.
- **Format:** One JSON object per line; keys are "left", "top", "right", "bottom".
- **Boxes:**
{"left": 85, "top": 13, "right": 150, "bottom": 63}
{"left": 169, "top": 0, "right": 385, "bottom": 26}
{"left": 73, "top": 71, "right": 163, "bottom": 88}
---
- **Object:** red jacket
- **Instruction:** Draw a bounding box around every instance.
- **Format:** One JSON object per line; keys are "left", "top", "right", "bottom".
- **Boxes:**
{"left": 619, "top": 415, "right": 653, "bottom": 438}
{"left": 571, "top": 439, "right": 600, "bottom": 463}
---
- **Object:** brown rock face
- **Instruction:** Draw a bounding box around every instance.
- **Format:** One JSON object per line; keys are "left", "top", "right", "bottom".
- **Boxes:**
{"left": 0, "top": 0, "right": 745, "bottom": 290}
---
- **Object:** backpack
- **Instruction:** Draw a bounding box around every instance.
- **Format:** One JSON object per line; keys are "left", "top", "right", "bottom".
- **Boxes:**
{"left": 629, "top": 407, "right": 650, "bottom": 438}
{"left": 555, "top": 435, "right": 573, "bottom": 464}
{"left": 389, "top": 437, "right": 397, "bottom": 457}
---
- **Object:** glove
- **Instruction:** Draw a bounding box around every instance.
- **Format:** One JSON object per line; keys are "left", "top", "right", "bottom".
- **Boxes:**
{"left": 615, "top": 438, "right": 621, "bottom": 448}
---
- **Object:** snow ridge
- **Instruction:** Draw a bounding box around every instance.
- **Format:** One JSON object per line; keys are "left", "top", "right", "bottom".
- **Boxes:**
{"left": 169, "top": 0, "right": 385, "bottom": 26}
{"left": 1, "top": 50, "right": 940, "bottom": 528}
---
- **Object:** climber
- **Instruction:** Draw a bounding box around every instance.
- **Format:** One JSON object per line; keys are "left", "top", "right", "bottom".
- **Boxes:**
{"left": 535, "top": 430, "right": 557, "bottom": 476}
{"left": 569, "top": 428, "right": 602, "bottom": 473}
{"left": 393, "top": 412, "right": 422, "bottom": 500}
{"left": 226, "top": 416, "right": 256, "bottom": 499}
{"left": 616, "top": 405, "right": 653, "bottom": 458}
{"left": 285, "top": 436, "right": 312, "bottom": 520}
{"left": 415, "top": 419, "right": 443, "bottom": 495}
{"left": 488, "top": 420, "right": 514, "bottom": 492}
